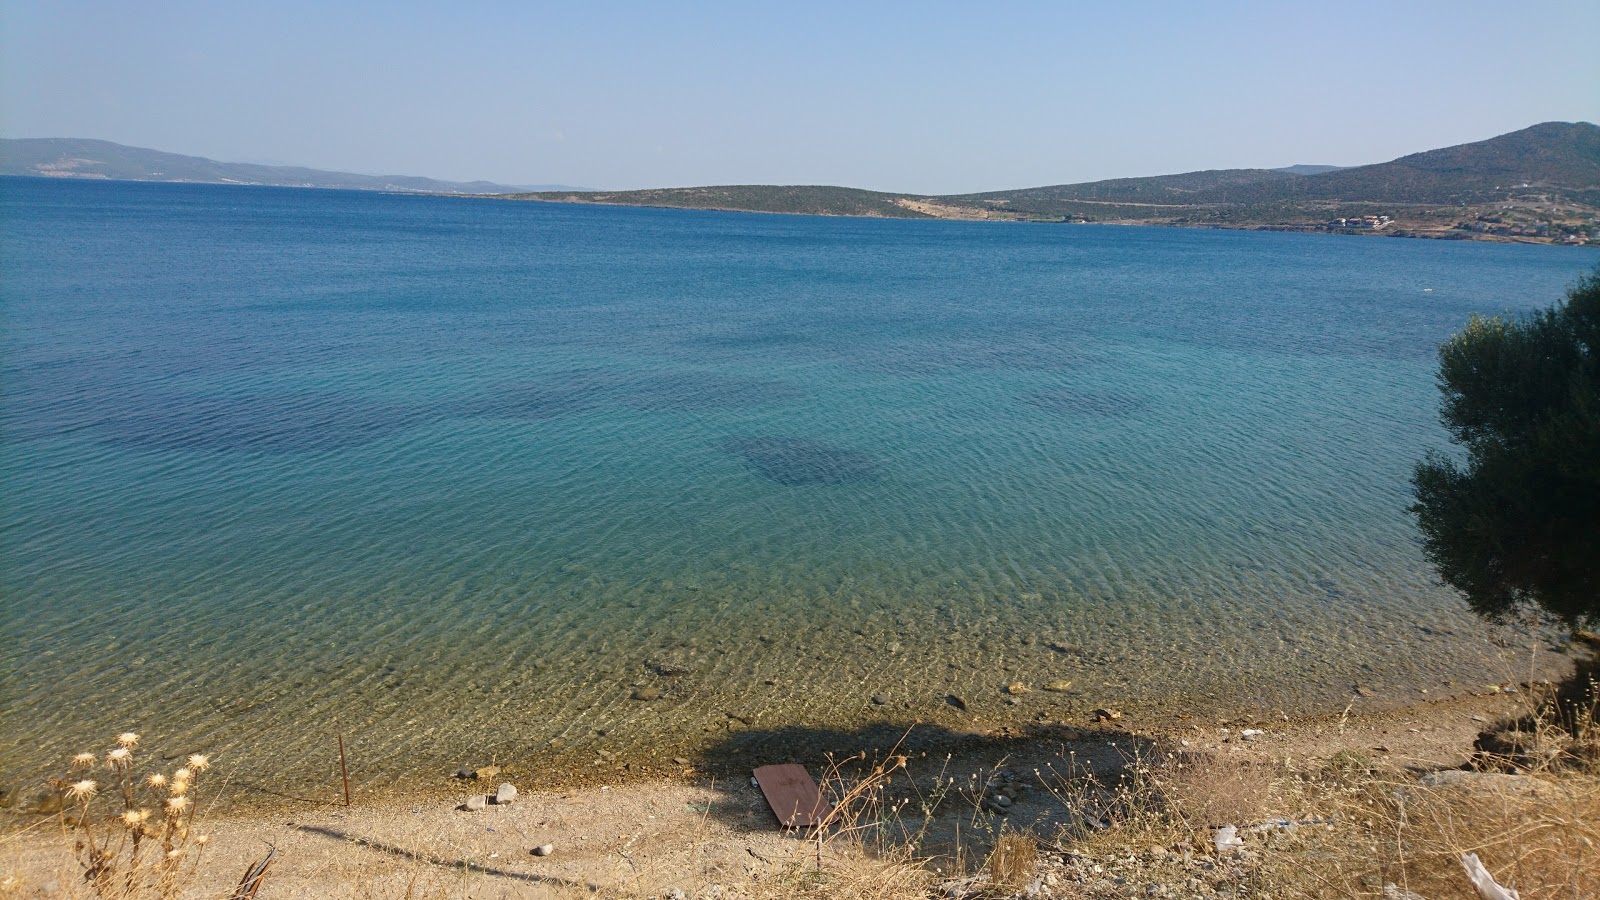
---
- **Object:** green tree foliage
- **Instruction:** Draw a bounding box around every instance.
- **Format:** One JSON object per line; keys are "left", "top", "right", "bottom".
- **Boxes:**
{"left": 1412, "top": 268, "right": 1600, "bottom": 626}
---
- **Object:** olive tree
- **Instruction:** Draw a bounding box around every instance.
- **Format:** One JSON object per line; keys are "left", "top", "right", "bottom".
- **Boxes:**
{"left": 1411, "top": 268, "right": 1599, "bottom": 627}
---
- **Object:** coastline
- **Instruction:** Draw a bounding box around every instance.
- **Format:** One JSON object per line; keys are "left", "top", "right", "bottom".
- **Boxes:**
{"left": 2, "top": 622, "right": 1577, "bottom": 819}
{"left": 489, "top": 195, "right": 1592, "bottom": 247}
{"left": 1, "top": 681, "right": 1575, "bottom": 898}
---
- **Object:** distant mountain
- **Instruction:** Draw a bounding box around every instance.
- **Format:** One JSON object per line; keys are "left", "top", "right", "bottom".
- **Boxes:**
{"left": 0, "top": 138, "right": 585, "bottom": 194}
{"left": 954, "top": 123, "right": 1599, "bottom": 212}
{"left": 1275, "top": 164, "right": 1345, "bottom": 175}
{"left": 516, "top": 122, "right": 1600, "bottom": 244}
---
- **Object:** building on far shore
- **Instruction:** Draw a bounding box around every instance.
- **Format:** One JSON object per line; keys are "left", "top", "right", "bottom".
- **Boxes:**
{"left": 1328, "top": 215, "right": 1392, "bottom": 230}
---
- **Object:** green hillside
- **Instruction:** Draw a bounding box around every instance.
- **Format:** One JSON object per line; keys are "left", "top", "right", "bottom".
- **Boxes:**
{"left": 963, "top": 122, "right": 1600, "bottom": 217}
{"left": 512, "top": 122, "right": 1598, "bottom": 244}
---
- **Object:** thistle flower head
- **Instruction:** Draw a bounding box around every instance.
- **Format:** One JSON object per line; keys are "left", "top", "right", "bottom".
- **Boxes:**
{"left": 185, "top": 754, "right": 210, "bottom": 771}
{"left": 70, "top": 752, "right": 97, "bottom": 771}
{"left": 116, "top": 732, "right": 140, "bottom": 748}
{"left": 164, "top": 795, "right": 189, "bottom": 814}
{"left": 169, "top": 778, "right": 189, "bottom": 797}
{"left": 146, "top": 773, "right": 167, "bottom": 789}
{"left": 106, "top": 747, "right": 132, "bottom": 767}
{"left": 194, "top": 834, "right": 208, "bottom": 846}
{"left": 121, "top": 808, "right": 152, "bottom": 827}
{"left": 65, "top": 780, "right": 97, "bottom": 800}
{"left": 172, "top": 767, "right": 191, "bottom": 782}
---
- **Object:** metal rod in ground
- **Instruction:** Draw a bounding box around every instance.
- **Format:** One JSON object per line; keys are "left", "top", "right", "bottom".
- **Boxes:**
{"left": 338, "top": 733, "right": 351, "bottom": 806}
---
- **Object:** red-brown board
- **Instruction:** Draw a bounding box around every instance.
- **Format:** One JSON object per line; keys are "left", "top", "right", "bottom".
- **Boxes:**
{"left": 752, "top": 764, "right": 832, "bottom": 829}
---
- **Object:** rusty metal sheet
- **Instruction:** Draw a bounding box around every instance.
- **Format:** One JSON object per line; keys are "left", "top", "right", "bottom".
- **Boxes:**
{"left": 752, "top": 763, "right": 831, "bottom": 829}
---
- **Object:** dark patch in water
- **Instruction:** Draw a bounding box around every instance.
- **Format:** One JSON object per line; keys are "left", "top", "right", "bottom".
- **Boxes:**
{"left": 97, "top": 393, "right": 427, "bottom": 453}
{"left": 624, "top": 372, "right": 803, "bottom": 411}
{"left": 1028, "top": 388, "right": 1148, "bottom": 418}
{"left": 467, "top": 371, "right": 800, "bottom": 421}
{"left": 462, "top": 377, "right": 618, "bottom": 421}
{"left": 725, "top": 436, "right": 878, "bottom": 486}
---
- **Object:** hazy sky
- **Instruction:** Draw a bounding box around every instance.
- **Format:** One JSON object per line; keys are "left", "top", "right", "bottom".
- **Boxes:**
{"left": 3, "top": 1, "right": 1597, "bottom": 193}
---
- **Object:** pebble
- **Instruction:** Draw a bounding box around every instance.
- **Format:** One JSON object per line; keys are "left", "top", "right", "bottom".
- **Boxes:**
{"left": 462, "top": 795, "right": 487, "bottom": 812}
{"left": 1044, "top": 679, "right": 1074, "bottom": 692}
{"left": 495, "top": 783, "right": 517, "bottom": 805}
{"left": 532, "top": 844, "right": 555, "bottom": 857}
{"left": 1094, "top": 708, "right": 1123, "bottom": 722}
{"left": 871, "top": 694, "right": 890, "bottom": 706}
{"left": 672, "top": 757, "right": 690, "bottom": 766}
{"left": 1005, "top": 681, "right": 1028, "bottom": 695}
{"left": 632, "top": 686, "right": 662, "bottom": 701}
{"left": 453, "top": 767, "right": 474, "bottom": 780}
{"left": 474, "top": 765, "right": 501, "bottom": 781}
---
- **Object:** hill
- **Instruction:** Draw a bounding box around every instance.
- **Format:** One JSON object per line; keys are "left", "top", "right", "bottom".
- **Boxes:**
{"left": 517, "top": 122, "right": 1600, "bottom": 244}
{"left": 0, "top": 138, "right": 579, "bottom": 194}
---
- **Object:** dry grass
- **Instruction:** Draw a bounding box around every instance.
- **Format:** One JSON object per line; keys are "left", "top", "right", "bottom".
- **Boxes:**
{"left": 983, "top": 831, "right": 1036, "bottom": 894}
{"left": 1258, "top": 667, "right": 1600, "bottom": 899}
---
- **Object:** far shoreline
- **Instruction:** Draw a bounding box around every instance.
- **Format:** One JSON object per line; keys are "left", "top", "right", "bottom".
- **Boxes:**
{"left": 481, "top": 193, "right": 1589, "bottom": 248}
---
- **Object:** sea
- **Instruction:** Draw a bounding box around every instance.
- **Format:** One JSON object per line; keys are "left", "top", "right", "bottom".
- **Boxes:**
{"left": 2, "top": 176, "right": 1595, "bottom": 798}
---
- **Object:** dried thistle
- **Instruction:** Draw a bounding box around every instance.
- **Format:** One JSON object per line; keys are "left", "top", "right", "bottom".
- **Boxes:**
{"left": 120, "top": 808, "right": 152, "bottom": 828}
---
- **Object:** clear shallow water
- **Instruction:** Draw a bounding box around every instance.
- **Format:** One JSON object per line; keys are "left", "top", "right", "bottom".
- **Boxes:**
{"left": 2, "top": 178, "right": 1594, "bottom": 795}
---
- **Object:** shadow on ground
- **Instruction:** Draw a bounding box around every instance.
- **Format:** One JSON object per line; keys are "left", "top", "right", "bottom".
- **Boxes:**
{"left": 689, "top": 718, "right": 1164, "bottom": 860}
{"left": 289, "top": 824, "right": 598, "bottom": 891}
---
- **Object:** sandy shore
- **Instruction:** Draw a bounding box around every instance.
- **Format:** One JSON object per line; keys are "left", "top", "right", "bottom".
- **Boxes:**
{"left": 0, "top": 681, "right": 1557, "bottom": 899}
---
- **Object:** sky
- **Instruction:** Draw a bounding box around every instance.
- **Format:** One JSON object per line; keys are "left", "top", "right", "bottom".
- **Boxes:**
{"left": 3, "top": 1, "right": 1598, "bottom": 194}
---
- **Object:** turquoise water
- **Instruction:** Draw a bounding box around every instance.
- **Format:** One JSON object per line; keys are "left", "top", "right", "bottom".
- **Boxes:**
{"left": 2, "top": 177, "right": 1594, "bottom": 793}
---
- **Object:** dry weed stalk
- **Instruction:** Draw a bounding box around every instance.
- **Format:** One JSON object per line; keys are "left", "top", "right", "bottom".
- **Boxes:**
{"left": 48, "top": 733, "right": 215, "bottom": 899}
